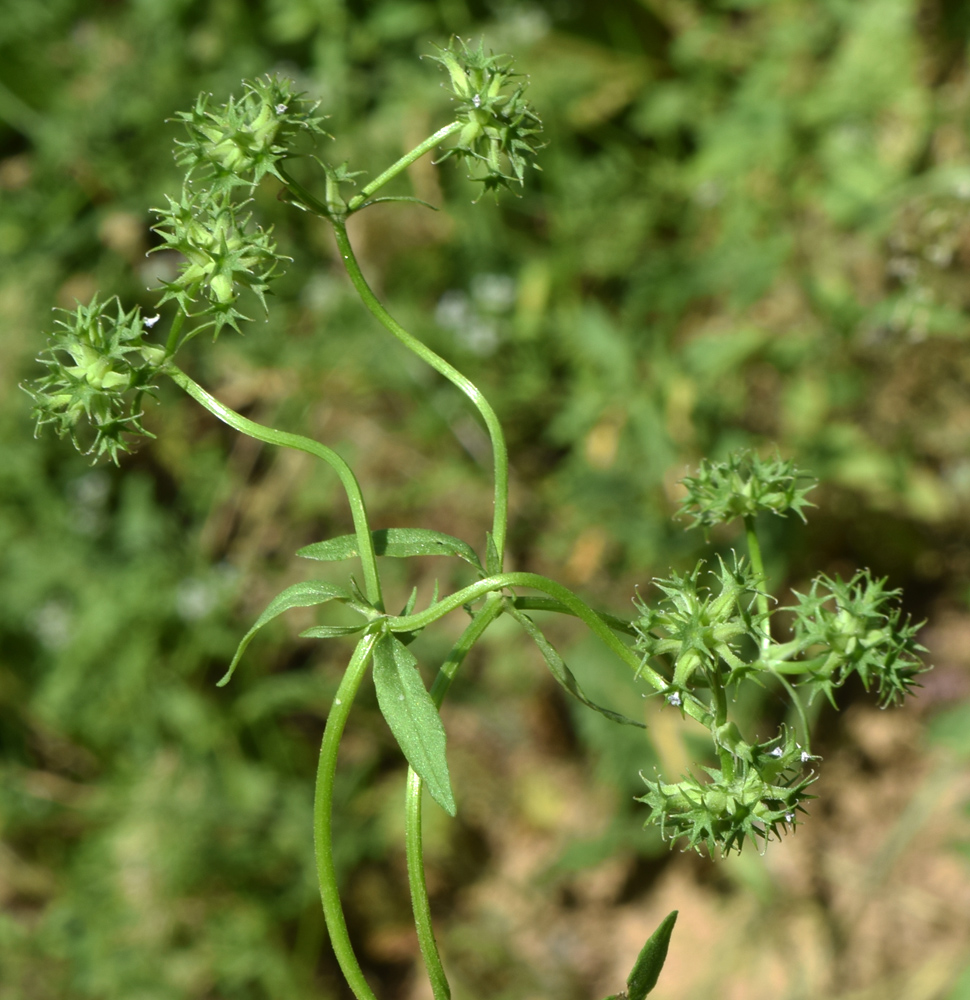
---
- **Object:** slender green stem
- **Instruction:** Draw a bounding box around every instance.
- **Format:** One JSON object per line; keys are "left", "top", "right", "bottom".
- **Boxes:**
{"left": 347, "top": 122, "right": 464, "bottom": 211}
{"left": 769, "top": 655, "right": 828, "bottom": 675}
{"left": 385, "top": 572, "right": 713, "bottom": 729}
{"left": 165, "top": 364, "right": 384, "bottom": 610}
{"left": 277, "top": 162, "right": 510, "bottom": 564}
{"left": 744, "top": 514, "right": 811, "bottom": 748}
{"left": 405, "top": 767, "right": 449, "bottom": 1000}
{"left": 511, "top": 596, "right": 638, "bottom": 636}
{"left": 430, "top": 593, "right": 506, "bottom": 706}
{"left": 278, "top": 165, "right": 333, "bottom": 217}
{"left": 770, "top": 667, "right": 812, "bottom": 753}
{"left": 163, "top": 308, "right": 187, "bottom": 357}
{"left": 406, "top": 593, "right": 504, "bottom": 1000}
{"left": 744, "top": 514, "right": 771, "bottom": 652}
{"left": 329, "top": 217, "right": 510, "bottom": 567}
{"left": 710, "top": 674, "right": 735, "bottom": 781}
{"left": 314, "top": 633, "right": 380, "bottom": 1000}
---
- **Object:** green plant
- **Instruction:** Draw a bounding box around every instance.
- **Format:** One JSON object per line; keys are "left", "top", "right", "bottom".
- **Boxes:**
{"left": 25, "top": 40, "right": 927, "bottom": 999}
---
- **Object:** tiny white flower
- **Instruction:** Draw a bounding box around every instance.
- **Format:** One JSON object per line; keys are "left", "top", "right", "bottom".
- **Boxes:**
{"left": 275, "top": 103, "right": 288, "bottom": 114}
{"left": 472, "top": 93, "right": 482, "bottom": 108}
{"left": 800, "top": 751, "right": 812, "bottom": 763}
{"left": 785, "top": 812, "right": 795, "bottom": 823}
{"left": 770, "top": 747, "right": 784, "bottom": 757}
{"left": 667, "top": 691, "right": 682, "bottom": 707}
{"left": 144, "top": 313, "right": 161, "bottom": 329}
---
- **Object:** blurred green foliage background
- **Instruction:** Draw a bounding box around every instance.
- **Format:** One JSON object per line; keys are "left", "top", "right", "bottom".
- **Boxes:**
{"left": 3, "top": 1, "right": 970, "bottom": 998}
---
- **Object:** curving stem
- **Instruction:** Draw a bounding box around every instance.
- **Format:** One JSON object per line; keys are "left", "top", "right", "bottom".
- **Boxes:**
{"left": 328, "top": 216, "right": 510, "bottom": 569}
{"left": 385, "top": 572, "right": 714, "bottom": 731}
{"left": 315, "top": 632, "right": 381, "bottom": 1000}
{"left": 166, "top": 364, "right": 384, "bottom": 611}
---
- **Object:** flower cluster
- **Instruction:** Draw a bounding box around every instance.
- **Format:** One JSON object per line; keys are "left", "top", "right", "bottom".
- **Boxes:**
{"left": 26, "top": 296, "right": 163, "bottom": 463}
{"left": 151, "top": 188, "right": 288, "bottom": 335}
{"left": 172, "top": 75, "right": 329, "bottom": 193}
{"left": 633, "top": 556, "right": 765, "bottom": 694}
{"left": 633, "top": 448, "right": 926, "bottom": 856}
{"left": 679, "top": 450, "right": 817, "bottom": 529}
{"left": 638, "top": 728, "right": 817, "bottom": 856}
{"left": 428, "top": 38, "right": 543, "bottom": 195}
{"left": 785, "top": 571, "right": 927, "bottom": 708}
{"left": 142, "top": 75, "right": 329, "bottom": 339}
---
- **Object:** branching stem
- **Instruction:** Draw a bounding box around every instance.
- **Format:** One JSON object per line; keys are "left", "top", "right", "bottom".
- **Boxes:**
{"left": 386, "top": 572, "right": 712, "bottom": 728}
{"left": 744, "top": 514, "right": 811, "bottom": 748}
{"left": 348, "top": 121, "right": 464, "bottom": 210}
{"left": 743, "top": 514, "right": 771, "bottom": 651}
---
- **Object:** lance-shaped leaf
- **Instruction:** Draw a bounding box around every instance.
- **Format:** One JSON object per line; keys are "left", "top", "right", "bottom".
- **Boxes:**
{"left": 626, "top": 910, "right": 678, "bottom": 999}
{"left": 372, "top": 632, "right": 456, "bottom": 816}
{"left": 485, "top": 530, "right": 502, "bottom": 576}
{"left": 299, "top": 624, "right": 367, "bottom": 639}
{"left": 299, "top": 527, "right": 483, "bottom": 573}
{"left": 509, "top": 608, "right": 645, "bottom": 728}
{"left": 218, "top": 580, "right": 353, "bottom": 687}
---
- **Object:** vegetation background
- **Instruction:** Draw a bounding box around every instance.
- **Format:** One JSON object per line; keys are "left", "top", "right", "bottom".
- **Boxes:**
{"left": 2, "top": 1, "right": 970, "bottom": 997}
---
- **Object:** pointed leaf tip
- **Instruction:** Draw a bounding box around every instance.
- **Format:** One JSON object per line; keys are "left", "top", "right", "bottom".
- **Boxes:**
{"left": 627, "top": 910, "right": 678, "bottom": 1000}
{"left": 218, "top": 579, "right": 353, "bottom": 687}
{"left": 372, "top": 632, "right": 456, "bottom": 816}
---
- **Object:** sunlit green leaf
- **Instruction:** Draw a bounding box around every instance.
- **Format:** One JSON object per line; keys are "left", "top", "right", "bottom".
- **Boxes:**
{"left": 627, "top": 910, "right": 678, "bottom": 999}
{"left": 218, "top": 580, "right": 353, "bottom": 686}
{"left": 372, "top": 632, "right": 456, "bottom": 816}
{"left": 298, "top": 528, "right": 483, "bottom": 572}
{"left": 509, "top": 607, "right": 645, "bottom": 729}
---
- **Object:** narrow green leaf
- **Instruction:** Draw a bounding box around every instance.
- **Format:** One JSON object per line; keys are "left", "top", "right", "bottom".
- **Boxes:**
{"left": 627, "top": 910, "right": 678, "bottom": 1000}
{"left": 299, "top": 528, "right": 483, "bottom": 572}
{"left": 297, "top": 534, "right": 360, "bottom": 561}
{"left": 509, "top": 608, "right": 645, "bottom": 728}
{"left": 358, "top": 195, "right": 439, "bottom": 211}
{"left": 219, "top": 580, "right": 353, "bottom": 687}
{"left": 485, "top": 531, "right": 501, "bottom": 575}
{"left": 372, "top": 632, "right": 456, "bottom": 816}
{"left": 299, "top": 624, "right": 367, "bottom": 639}
{"left": 400, "top": 585, "right": 419, "bottom": 616}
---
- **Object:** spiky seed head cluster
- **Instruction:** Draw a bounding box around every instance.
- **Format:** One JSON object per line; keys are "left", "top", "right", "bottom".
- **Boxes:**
{"left": 633, "top": 555, "right": 766, "bottom": 693}
{"left": 637, "top": 728, "right": 817, "bottom": 856}
{"left": 428, "top": 38, "right": 543, "bottom": 196}
{"left": 679, "top": 450, "right": 817, "bottom": 530}
{"left": 173, "top": 75, "right": 329, "bottom": 193}
{"left": 150, "top": 189, "right": 289, "bottom": 336}
{"left": 26, "top": 296, "right": 163, "bottom": 464}
{"left": 788, "top": 570, "right": 927, "bottom": 708}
